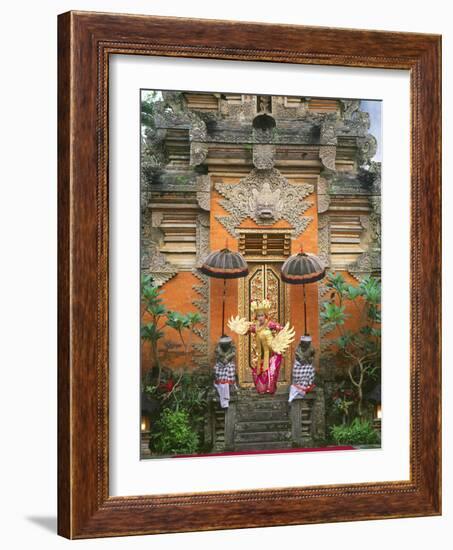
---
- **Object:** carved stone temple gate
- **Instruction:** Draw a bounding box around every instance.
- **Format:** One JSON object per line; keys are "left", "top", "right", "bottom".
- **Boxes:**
{"left": 141, "top": 91, "right": 381, "bottom": 452}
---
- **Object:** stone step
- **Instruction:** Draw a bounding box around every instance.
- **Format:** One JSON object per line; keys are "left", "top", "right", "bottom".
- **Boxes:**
{"left": 237, "top": 405, "right": 290, "bottom": 416}
{"left": 237, "top": 404, "right": 290, "bottom": 414}
{"left": 237, "top": 402, "right": 290, "bottom": 414}
{"left": 238, "top": 409, "right": 290, "bottom": 421}
{"left": 238, "top": 393, "right": 289, "bottom": 402}
{"left": 234, "top": 441, "right": 293, "bottom": 451}
{"left": 236, "top": 420, "right": 290, "bottom": 433}
{"left": 238, "top": 392, "right": 289, "bottom": 400}
{"left": 235, "top": 430, "right": 292, "bottom": 443}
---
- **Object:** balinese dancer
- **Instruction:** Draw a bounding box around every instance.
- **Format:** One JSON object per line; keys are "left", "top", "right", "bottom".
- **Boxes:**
{"left": 288, "top": 335, "right": 316, "bottom": 403}
{"left": 228, "top": 299, "right": 295, "bottom": 395}
{"left": 213, "top": 335, "right": 237, "bottom": 408}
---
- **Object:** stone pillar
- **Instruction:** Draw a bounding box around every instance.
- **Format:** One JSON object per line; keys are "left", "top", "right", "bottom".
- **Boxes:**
{"left": 224, "top": 398, "right": 237, "bottom": 451}
{"left": 204, "top": 392, "right": 216, "bottom": 451}
{"left": 290, "top": 399, "right": 303, "bottom": 446}
{"left": 311, "top": 387, "right": 326, "bottom": 441}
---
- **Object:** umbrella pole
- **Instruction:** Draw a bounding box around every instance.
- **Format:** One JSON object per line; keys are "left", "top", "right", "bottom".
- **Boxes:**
{"left": 303, "top": 284, "right": 307, "bottom": 335}
{"left": 222, "top": 278, "right": 227, "bottom": 336}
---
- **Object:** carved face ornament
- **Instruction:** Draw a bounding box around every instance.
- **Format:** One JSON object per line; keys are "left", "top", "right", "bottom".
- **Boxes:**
{"left": 250, "top": 182, "right": 282, "bottom": 221}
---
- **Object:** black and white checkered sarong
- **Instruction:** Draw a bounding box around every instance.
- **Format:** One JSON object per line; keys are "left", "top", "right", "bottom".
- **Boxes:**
{"left": 214, "top": 361, "right": 236, "bottom": 384}
{"left": 292, "top": 360, "right": 315, "bottom": 387}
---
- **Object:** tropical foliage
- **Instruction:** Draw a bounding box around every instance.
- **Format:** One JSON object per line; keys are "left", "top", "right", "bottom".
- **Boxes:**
{"left": 149, "top": 408, "right": 199, "bottom": 455}
{"left": 141, "top": 273, "right": 201, "bottom": 385}
{"left": 321, "top": 271, "right": 381, "bottom": 416}
{"left": 330, "top": 418, "right": 380, "bottom": 446}
{"left": 141, "top": 274, "right": 210, "bottom": 455}
{"left": 328, "top": 381, "right": 359, "bottom": 425}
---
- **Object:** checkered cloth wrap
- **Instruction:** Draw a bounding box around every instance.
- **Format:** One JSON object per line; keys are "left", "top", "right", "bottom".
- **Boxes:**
{"left": 292, "top": 360, "right": 315, "bottom": 387}
{"left": 214, "top": 361, "right": 236, "bottom": 384}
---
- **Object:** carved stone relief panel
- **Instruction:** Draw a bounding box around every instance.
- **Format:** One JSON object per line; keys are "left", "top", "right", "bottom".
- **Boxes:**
{"left": 252, "top": 144, "right": 275, "bottom": 169}
{"left": 196, "top": 174, "right": 211, "bottom": 212}
{"left": 317, "top": 214, "right": 330, "bottom": 269}
{"left": 219, "top": 94, "right": 257, "bottom": 119}
{"left": 215, "top": 167, "right": 313, "bottom": 237}
{"left": 319, "top": 146, "right": 337, "bottom": 170}
{"left": 271, "top": 95, "right": 308, "bottom": 118}
{"left": 317, "top": 177, "right": 330, "bottom": 214}
{"left": 191, "top": 269, "right": 210, "bottom": 367}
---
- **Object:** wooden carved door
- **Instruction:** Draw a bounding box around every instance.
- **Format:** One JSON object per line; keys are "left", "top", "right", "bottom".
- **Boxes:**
{"left": 237, "top": 263, "right": 290, "bottom": 387}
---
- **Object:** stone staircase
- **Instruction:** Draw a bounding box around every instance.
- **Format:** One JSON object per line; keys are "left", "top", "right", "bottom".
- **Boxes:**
{"left": 210, "top": 386, "right": 321, "bottom": 452}
{"left": 233, "top": 388, "right": 292, "bottom": 451}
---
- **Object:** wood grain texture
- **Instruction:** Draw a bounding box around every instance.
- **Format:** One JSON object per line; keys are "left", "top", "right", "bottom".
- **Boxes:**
{"left": 57, "top": 10, "right": 442, "bottom": 539}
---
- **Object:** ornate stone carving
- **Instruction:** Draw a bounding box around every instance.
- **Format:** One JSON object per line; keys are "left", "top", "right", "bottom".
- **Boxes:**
{"left": 348, "top": 195, "right": 381, "bottom": 277}
{"left": 145, "top": 241, "right": 178, "bottom": 287}
{"left": 150, "top": 211, "right": 164, "bottom": 227}
{"left": 271, "top": 95, "right": 308, "bottom": 118}
{"left": 253, "top": 127, "right": 274, "bottom": 144}
{"left": 215, "top": 168, "right": 313, "bottom": 237}
{"left": 257, "top": 95, "right": 272, "bottom": 113}
{"left": 219, "top": 94, "right": 257, "bottom": 119}
{"left": 357, "top": 134, "right": 378, "bottom": 165}
{"left": 317, "top": 214, "right": 330, "bottom": 269}
{"left": 141, "top": 127, "right": 168, "bottom": 186}
{"left": 252, "top": 144, "right": 275, "bottom": 169}
{"left": 340, "top": 99, "right": 361, "bottom": 120}
{"left": 141, "top": 207, "right": 178, "bottom": 286}
{"left": 317, "top": 177, "right": 330, "bottom": 213}
{"left": 190, "top": 142, "right": 208, "bottom": 166}
{"left": 192, "top": 269, "right": 210, "bottom": 367}
{"left": 319, "top": 145, "right": 336, "bottom": 170}
{"left": 196, "top": 174, "right": 211, "bottom": 211}
{"left": 189, "top": 116, "right": 207, "bottom": 142}
{"left": 369, "top": 195, "right": 381, "bottom": 235}
{"left": 336, "top": 109, "right": 370, "bottom": 137}
{"left": 196, "top": 212, "right": 211, "bottom": 266}
{"left": 320, "top": 116, "right": 338, "bottom": 146}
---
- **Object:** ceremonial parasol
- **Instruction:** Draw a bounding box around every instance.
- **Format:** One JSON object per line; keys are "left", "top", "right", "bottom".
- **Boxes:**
{"left": 199, "top": 246, "right": 248, "bottom": 337}
{"left": 281, "top": 248, "right": 326, "bottom": 335}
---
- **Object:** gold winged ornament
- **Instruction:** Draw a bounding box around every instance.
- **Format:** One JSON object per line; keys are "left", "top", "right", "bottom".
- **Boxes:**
{"left": 228, "top": 315, "right": 295, "bottom": 354}
{"left": 227, "top": 315, "right": 252, "bottom": 336}
{"left": 269, "top": 322, "right": 296, "bottom": 354}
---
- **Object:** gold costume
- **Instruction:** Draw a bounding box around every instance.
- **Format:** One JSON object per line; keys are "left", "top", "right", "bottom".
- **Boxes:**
{"left": 253, "top": 321, "right": 274, "bottom": 375}
{"left": 228, "top": 299, "right": 295, "bottom": 374}
{"left": 228, "top": 300, "right": 295, "bottom": 394}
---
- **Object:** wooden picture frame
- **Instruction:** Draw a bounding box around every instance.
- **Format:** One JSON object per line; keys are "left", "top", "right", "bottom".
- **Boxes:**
{"left": 58, "top": 10, "right": 441, "bottom": 539}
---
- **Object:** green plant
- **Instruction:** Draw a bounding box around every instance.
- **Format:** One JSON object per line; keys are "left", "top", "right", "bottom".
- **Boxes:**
{"left": 141, "top": 274, "right": 168, "bottom": 384}
{"left": 329, "top": 382, "right": 358, "bottom": 425}
{"left": 321, "top": 272, "right": 381, "bottom": 416}
{"left": 145, "top": 367, "right": 211, "bottom": 448}
{"left": 166, "top": 311, "right": 201, "bottom": 367}
{"left": 330, "top": 418, "right": 380, "bottom": 446}
{"left": 149, "top": 408, "right": 199, "bottom": 455}
{"left": 141, "top": 90, "right": 159, "bottom": 130}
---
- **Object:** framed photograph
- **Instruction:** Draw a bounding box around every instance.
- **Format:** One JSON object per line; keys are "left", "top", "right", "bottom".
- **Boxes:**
{"left": 58, "top": 11, "right": 441, "bottom": 538}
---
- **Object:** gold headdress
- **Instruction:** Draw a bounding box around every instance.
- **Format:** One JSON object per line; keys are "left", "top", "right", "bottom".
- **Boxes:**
{"left": 251, "top": 299, "right": 272, "bottom": 316}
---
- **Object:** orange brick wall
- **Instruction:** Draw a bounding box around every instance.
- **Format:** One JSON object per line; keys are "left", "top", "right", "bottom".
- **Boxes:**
{"left": 141, "top": 271, "right": 203, "bottom": 375}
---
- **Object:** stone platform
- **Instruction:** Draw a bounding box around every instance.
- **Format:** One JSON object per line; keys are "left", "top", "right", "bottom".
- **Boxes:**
{"left": 208, "top": 385, "right": 325, "bottom": 453}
